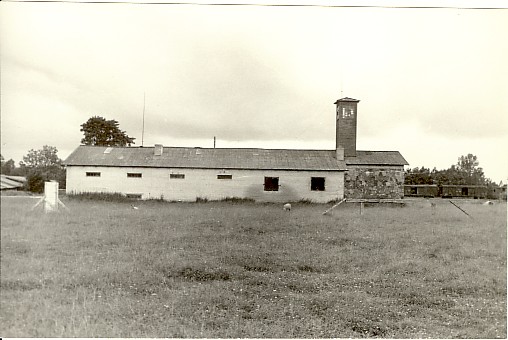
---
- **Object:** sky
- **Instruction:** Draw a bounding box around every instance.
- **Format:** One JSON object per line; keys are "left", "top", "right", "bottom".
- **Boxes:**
{"left": 1, "top": 0, "right": 507, "bottom": 183}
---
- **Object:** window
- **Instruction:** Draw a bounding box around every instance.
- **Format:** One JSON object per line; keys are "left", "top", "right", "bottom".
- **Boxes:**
{"left": 264, "top": 177, "right": 279, "bottom": 191}
{"left": 126, "top": 194, "right": 142, "bottom": 199}
{"left": 86, "top": 172, "right": 101, "bottom": 177}
{"left": 410, "top": 187, "right": 418, "bottom": 195}
{"left": 462, "top": 187, "right": 469, "bottom": 196}
{"left": 311, "top": 177, "right": 326, "bottom": 191}
{"left": 170, "top": 174, "right": 185, "bottom": 179}
{"left": 217, "top": 174, "right": 232, "bottom": 180}
{"left": 127, "top": 173, "right": 142, "bottom": 178}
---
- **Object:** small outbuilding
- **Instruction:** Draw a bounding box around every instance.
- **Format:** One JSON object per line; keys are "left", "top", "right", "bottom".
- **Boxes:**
{"left": 1, "top": 175, "right": 26, "bottom": 191}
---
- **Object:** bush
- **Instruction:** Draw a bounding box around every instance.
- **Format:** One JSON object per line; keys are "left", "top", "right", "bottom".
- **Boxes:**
{"left": 220, "top": 197, "right": 255, "bottom": 203}
{"left": 26, "top": 173, "right": 45, "bottom": 193}
{"left": 66, "top": 192, "right": 134, "bottom": 202}
{"left": 24, "top": 166, "right": 66, "bottom": 193}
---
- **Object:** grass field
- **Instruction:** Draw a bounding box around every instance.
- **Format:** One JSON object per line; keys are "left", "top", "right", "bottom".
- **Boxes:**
{"left": 1, "top": 195, "right": 506, "bottom": 338}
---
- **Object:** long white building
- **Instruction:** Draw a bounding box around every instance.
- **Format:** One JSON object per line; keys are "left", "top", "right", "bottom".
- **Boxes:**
{"left": 64, "top": 97, "right": 408, "bottom": 202}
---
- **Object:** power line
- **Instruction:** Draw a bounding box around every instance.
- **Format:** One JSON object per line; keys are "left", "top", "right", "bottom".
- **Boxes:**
{"left": 2, "top": 0, "right": 507, "bottom": 9}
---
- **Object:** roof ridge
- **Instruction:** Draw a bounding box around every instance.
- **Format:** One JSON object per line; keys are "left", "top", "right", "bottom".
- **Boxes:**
{"left": 78, "top": 145, "right": 336, "bottom": 152}
{"left": 355, "top": 150, "right": 403, "bottom": 153}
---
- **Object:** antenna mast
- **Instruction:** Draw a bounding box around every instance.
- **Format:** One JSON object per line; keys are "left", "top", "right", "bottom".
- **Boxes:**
{"left": 142, "top": 92, "right": 145, "bottom": 147}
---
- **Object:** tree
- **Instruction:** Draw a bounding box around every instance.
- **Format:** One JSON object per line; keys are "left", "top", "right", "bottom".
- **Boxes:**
{"left": 456, "top": 154, "right": 485, "bottom": 185}
{"left": 407, "top": 154, "right": 488, "bottom": 187}
{"left": 432, "top": 165, "right": 466, "bottom": 185}
{"left": 1, "top": 155, "right": 16, "bottom": 175}
{"left": 20, "top": 145, "right": 62, "bottom": 168}
{"left": 20, "top": 146, "right": 66, "bottom": 193}
{"left": 80, "top": 116, "right": 135, "bottom": 147}
{"left": 404, "top": 166, "right": 433, "bottom": 185}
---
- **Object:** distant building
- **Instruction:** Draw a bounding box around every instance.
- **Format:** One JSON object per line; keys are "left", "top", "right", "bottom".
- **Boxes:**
{"left": 1, "top": 175, "right": 26, "bottom": 191}
{"left": 64, "top": 97, "right": 408, "bottom": 202}
{"left": 501, "top": 184, "right": 507, "bottom": 201}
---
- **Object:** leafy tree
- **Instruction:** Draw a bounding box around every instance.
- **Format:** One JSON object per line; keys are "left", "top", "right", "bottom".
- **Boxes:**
{"left": 405, "top": 154, "right": 488, "bottom": 187}
{"left": 456, "top": 153, "right": 485, "bottom": 185}
{"left": 19, "top": 146, "right": 66, "bottom": 193}
{"left": 1, "top": 155, "right": 16, "bottom": 175}
{"left": 26, "top": 171, "right": 45, "bottom": 193}
{"left": 20, "top": 145, "right": 62, "bottom": 168}
{"left": 404, "top": 166, "right": 433, "bottom": 185}
{"left": 80, "top": 116, "right": 135, "bottom": 147}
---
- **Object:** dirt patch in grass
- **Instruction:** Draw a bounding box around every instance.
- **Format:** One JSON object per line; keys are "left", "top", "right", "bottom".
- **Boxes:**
{"left": 163, "top": 266, "right": 233, "bottom": 282}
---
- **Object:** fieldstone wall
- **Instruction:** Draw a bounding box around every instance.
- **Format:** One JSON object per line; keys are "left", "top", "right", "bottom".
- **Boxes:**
{"left": 344, "top": 165, "right": 405, "bottom": 199}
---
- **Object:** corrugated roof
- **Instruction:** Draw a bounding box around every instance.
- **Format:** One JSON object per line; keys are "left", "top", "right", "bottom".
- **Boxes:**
{"left": 1, "top": 175, "right": 26, "bottom": 190}
{"left": 64, "top": 145, "right": 347, "bottom": 171}
{"left": 346, "top": 151, "right": 408, "bottom": 166}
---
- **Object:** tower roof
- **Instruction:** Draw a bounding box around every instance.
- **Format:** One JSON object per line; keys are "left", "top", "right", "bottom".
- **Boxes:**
{"left": 334, "top": 97, "right": 360, "bottom": 104}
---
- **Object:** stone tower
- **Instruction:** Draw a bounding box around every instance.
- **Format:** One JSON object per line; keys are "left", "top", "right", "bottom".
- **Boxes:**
{"left": 335, "top": 97, "right": 359, "bottom": 159}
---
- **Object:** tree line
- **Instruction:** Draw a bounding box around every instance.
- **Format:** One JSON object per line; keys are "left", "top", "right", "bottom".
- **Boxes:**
{"left": 404, "top": 154, "right": 500, "bottom": 187}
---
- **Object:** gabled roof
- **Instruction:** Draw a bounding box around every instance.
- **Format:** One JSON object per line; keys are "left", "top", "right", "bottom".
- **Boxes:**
{"left": 346, "top": 151, "right": 408, "bottom": 166}
{"left": 64, "top": 145, "right": 347, "bottom": 171}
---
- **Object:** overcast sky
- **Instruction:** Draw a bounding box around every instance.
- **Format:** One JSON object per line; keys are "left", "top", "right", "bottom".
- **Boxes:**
{"left": 1, "top": 0, "right": 507, "bottom": 182}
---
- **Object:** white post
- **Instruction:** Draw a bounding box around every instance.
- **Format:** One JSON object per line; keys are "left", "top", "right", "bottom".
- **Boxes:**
{"left": 31, "top": 181, "right": 68, "bottom": 213}
{"left": 44, "top": 181, "right": 59, "bottom": 213}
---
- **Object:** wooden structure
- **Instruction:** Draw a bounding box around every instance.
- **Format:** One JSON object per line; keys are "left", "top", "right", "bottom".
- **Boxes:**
{"left": 404, "top": 184, "right": 491, "bottom": 199}
{"left": 404, "top": 184, "right": 439, "bottom": 198}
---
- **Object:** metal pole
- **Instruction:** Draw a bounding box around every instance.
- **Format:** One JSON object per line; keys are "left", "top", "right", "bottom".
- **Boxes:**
{"left": 142, "top": 92, "right": 145, "bottom": 147}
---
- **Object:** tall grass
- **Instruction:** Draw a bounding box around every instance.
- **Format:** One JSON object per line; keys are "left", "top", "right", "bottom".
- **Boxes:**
{"left": 1, "top": 197, "right": 506, "bottom": 338}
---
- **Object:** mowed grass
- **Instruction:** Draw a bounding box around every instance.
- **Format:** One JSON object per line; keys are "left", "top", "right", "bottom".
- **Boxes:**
{"left": 1, "top": 196, "right": 506, "bottom": 338}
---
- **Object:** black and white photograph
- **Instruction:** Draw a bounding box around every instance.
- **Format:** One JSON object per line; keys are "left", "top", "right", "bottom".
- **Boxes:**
{"left": 1, "top": 0, "right": 507, "bottom": 337}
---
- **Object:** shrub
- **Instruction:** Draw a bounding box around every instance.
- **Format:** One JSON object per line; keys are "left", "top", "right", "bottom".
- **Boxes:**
{"left": 26, "top": 172, "right": 45, "bottom": 193}
{"left": 66, "top": 192, "right": 134, "bottom": 202}
{"left": 24, "top": 166, "right": 66, "bottom": 193}
{"left": 220, "top": 197, "right": 255, "bottom": 203}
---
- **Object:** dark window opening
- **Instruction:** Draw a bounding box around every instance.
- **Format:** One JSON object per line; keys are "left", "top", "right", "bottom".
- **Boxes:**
{"left": 127, "top": 173, "right": 142, "bottom": 178}
{"left": 264, "top": 177, "right": 279, "bottom": 191}
{"left": 126, "top": 194, "right": 142, "bottom": 199}
{"left": 217, "top": 174, "right": 232, "bottom": 180}
{"left": 86, "top": 172, "right": 101, "bottom": 177}
{"left": 462, "top": 187, "right": 469, "bottom": 196}
{"left": 170, "top": 174, "right": 185, "bottom": 179}
{"left": 410, "top": 187, "right": 417, "bottom": 195}
{"left": 311, "top": 177, "right": 326, "bottom": 191}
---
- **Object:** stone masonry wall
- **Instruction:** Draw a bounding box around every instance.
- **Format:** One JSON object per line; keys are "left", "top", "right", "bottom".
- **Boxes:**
{"left": 344, "top": 165, "right": 405, "bottom": 199}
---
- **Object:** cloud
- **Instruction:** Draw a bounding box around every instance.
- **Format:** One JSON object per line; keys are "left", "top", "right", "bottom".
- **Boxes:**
{"left": 1, "top": 3, "right": 507, "bottom": 182}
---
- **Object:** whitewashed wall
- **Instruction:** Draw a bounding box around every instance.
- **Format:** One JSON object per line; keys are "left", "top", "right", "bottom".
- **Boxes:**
{"left": 66, "top": 166, "right": 345, "bottom": 203}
